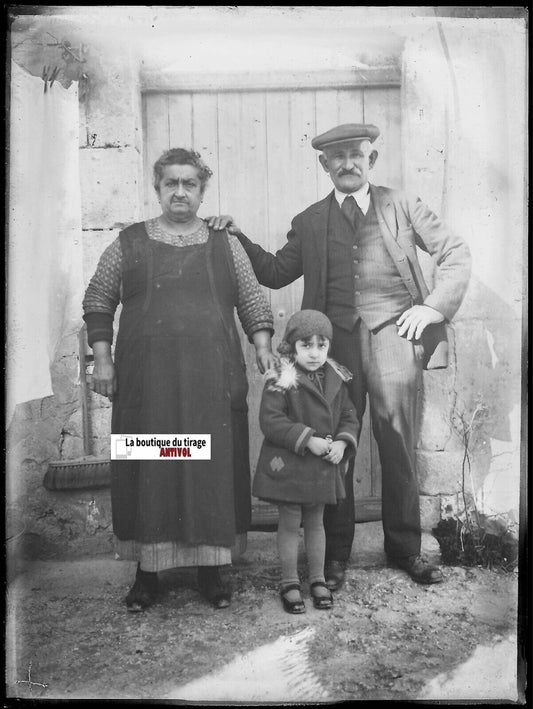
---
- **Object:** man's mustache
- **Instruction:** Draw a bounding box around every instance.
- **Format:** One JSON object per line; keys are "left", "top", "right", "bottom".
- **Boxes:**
{"left": 337, "top": 169, "right": 361, "bottom": 177}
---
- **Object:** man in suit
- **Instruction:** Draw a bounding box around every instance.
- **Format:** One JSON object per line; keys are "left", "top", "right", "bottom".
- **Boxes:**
{"left": 214, "top": 123, "right": 471, "bottom": 587}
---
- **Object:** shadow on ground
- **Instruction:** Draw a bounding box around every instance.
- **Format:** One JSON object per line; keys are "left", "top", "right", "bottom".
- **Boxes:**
{"left": 6, "top": 522, "right": 520, "bottom": 702}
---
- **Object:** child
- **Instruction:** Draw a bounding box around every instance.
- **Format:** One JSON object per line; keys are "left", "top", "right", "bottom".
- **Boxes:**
{"left": 253, "top": 310, "right": 358, "bottom": 614}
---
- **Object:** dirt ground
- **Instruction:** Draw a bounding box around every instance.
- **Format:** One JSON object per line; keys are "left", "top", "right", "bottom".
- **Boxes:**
{"left": 5, "top": 523, "right": 522, "bottom": 703}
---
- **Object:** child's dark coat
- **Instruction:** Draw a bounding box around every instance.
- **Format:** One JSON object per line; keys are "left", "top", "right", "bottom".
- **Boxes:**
{"left": 252, "top": 359, "right": 358, "bottom": 505}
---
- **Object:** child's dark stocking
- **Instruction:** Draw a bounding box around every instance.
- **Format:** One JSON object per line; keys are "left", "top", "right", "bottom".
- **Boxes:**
{"left": 302, "top": 503, "right": 329, "bottom": 598}
{"left": 277, "top": 503, "right": 303, "bottom": 603}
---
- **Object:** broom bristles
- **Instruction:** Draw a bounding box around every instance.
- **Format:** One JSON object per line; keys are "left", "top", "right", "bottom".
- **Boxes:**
{"left": 44, "top": 456, "right": 111, "bottom": 490}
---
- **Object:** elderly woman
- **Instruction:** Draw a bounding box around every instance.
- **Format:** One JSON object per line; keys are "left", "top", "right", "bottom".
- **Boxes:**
{"left": 83, "top": 148, "right": 275, "bottom": 610}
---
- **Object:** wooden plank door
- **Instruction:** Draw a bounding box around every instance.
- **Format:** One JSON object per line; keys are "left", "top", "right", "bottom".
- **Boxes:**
{"left": 142, "top": 81, "right": 401, "bottom": 525}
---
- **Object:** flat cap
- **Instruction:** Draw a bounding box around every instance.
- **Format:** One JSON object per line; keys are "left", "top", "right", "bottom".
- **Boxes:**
{"left": 311, "top": 123, "right": 380, "bottom": 151}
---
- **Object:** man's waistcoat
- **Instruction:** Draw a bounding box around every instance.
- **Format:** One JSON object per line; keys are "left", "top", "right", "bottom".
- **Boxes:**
{"left": 326, "top": 198, "right": 412, "bottom": 331}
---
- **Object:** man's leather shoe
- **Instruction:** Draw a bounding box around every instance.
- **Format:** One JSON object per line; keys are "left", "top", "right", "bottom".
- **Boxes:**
{"left": 324, "top": 560, "right": 346, "bottom": 591}
{"left": 393, "top": 555, "right": 443, "bottom": 584}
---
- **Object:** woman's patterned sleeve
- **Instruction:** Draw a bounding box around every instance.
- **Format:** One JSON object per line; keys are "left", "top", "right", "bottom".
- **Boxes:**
{"left": 82, "top": 237, "right": 122, "bottom": 346}
{"left": 228, "top": 234, "right": 274, "bottom": 341}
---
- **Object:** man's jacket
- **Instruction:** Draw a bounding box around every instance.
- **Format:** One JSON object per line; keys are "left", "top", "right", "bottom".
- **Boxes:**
{"left": 236, "top": 185, "right": 472, "bottom": 369}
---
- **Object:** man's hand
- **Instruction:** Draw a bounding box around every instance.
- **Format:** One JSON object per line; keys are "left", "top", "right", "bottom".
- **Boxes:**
{"left": 396, "top": 305, "right": 445, "bottom": 341}
{"left": 91, "top": 341, "right": 117, "bottom": 400}
{"left": 323, "top": 440, "right": 347, "bottom": 465}
{"left": 205, "top": 215, "right": 241, "bottom": 235}
{"left": 307, "top": 436, "right": 331, "bottom": 457}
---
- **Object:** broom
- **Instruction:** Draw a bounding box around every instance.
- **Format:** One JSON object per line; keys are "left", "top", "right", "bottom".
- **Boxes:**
{"left": 43, "top": 326, "right": 111, "bottom": 490}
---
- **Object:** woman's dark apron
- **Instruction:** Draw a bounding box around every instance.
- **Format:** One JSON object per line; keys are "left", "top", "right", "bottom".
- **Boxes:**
{"left": 111, "top": 223, "right": 251, "bottom": 547}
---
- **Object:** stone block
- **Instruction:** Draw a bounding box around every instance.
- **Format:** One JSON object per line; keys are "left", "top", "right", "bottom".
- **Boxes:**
{"left": 9, "top": 433, "right": 60, "bottom": 468}
{"left": 20, "top": 488, "right": 113, "bottom": 558}
{"left": 61, "top": 433, "right": 85, "bottom": 460}
{"left": 65, "top": 409, "right": 83, "bottom": 437}
{"left": 418, "top": 368, "right": 458, "bottom": 451}
{"left": 452, "top": 318, "right": 521, "bottom": 441}
{"left": 417, "top": 450, "right": 466, "bottom": 495}
{"left": 420, "top": 494, "right": 441, "bottom": 531}
{"left": 89, "top": 408, "right": 112, "bottom": 458}
{"left": 76, "top": 42, "right": 142, "bottom": 152}
{"left": 50, "top": 352, "right": 79, "bottom": 406}
{"left": 420, "top": 529, "right": 442, "bottom": 560}
{"left": 80, "top": 147, "right": 143, "bottom": 229}
{"left": 8, "top": 456, "right": 50, "bottom": 504}
{"left": 80, "top": 66, "right": 142, "bottom": 150}
{"left": 88, "top": 405, "right": 112, "bottom": 436}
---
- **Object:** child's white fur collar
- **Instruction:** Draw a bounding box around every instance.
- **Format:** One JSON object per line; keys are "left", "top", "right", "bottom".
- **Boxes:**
{"left": 265, "top": 357, "right": 352, "bottom": 392}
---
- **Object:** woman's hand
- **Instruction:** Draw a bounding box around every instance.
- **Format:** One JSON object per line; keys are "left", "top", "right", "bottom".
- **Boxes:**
{"left": 91, "top": 341, "right": 117, "bottom": 401}
{"left": 323, "top": 440, "right": 347, "bottom": 465}
{"left": 256, "top": 347, "right": 278, "bottom": 374}
{"left": 205, "top": 215, "right": 241, "bottom": 235}
{"left": 252, "top": 330, "right": 277, "bottom": 374}
{"left": 307, "top": 436, "right": 331, "bottom": 457}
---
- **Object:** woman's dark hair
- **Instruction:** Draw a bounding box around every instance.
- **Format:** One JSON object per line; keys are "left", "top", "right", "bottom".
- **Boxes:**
{"left": 277, "top": 334, "right": 330, "bottom": 358}
{"left": 153, "top": 148, "right": 213, "bottom": 193}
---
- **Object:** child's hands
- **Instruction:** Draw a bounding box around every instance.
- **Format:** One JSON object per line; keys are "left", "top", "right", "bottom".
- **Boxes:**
{"left": 323, "top": 440, "right": 347, "bottom": 465}
{"left": 307, "top": 436, "right": 331, "bottom": 457}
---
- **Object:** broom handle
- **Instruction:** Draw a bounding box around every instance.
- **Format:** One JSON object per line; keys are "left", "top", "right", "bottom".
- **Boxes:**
{"left": 78, "top": 325, "right": 91, "bottom": 457}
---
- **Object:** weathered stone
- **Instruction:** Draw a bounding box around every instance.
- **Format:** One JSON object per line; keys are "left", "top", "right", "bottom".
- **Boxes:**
{"left": 420, "top": 528, "right": 442, "bottom": 558}
{"left": 79, "top": 147, "right": 143, "bottom": 229}
{"left": 78, "top": 41, "right": 142, "bottom": 150}
{"left": 418, "top": 368, "right": 458, "bottom": 452}
{"left": 50, "top": 353, "right": 79, "bottom": 406}
{"left": 61, "top": 433, "right": 85, "bottom": 460}
{"left": 7, "top": 457, "right": 49, "bottom": 504}
{"left": 417, "top": 450, "right": 466, "bottom": 496}
{"left": 65, "top": 409, "right": 83, "bottom": 437}
{"left": 88, "top": 407, "right": 112, "bottom": 457}
{"left": 80, "top": 71, "right": 141, "bottom": 150}
{"left": 9, "top": 435, "right": 60, "bottom": 468}
{"left": 452, "top": 318, "right": 521, "bottom": 442}
{"left": 420, "top": 494, "right": 441, "bottom": 531}
{"left": 89, "top": 407, "right": 112, "bottom": 435}
{"left": 18, "top": 487, "right": 113, "bottom": 558}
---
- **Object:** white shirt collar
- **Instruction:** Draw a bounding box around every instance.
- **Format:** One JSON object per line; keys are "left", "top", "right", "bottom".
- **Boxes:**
{"left": 334, "top": 183, "right": 371, "bottom": 215}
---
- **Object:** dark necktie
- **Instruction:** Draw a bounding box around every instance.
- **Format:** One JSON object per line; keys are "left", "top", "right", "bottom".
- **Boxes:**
{"left": 341, "top": 195, "right": 359, "bottom": 225}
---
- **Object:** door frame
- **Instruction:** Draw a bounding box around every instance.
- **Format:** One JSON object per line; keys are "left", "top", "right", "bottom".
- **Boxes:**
{"left": 141, "top": 66, "right": 402, "bottom": 528}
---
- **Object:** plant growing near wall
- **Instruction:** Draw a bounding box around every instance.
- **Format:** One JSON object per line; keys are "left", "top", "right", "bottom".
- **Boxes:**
{"left": 432, "top": 399, "right": 519, "bottom": 572}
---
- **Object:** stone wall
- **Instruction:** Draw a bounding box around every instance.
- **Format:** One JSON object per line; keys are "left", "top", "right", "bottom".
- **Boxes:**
{"left": 7, "top": 9, "right": 525, "bottom": 561}
{"left": 402, "top": 20, "right": 524, "bottom": 527}
{"left": 8, "top": 15, "right": 143, "bottom": 559}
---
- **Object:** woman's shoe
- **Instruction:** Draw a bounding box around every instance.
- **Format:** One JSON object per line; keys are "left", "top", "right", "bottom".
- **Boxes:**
{"left": 125, "top": 565, "right": 158, "bottom": 612}
{"left": 279, "top": 584, "right": 306, "bottom": 614}
{"left": 197, "top": 566, "right": 231, "bottom": 609}
{"left": 310, "top": 581, "right": 333, "bottom": 610}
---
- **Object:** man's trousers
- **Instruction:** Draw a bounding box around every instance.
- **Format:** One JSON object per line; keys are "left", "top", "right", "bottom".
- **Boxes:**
{"left": 324, "top": 319, "right": 424, "bottom": 562}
